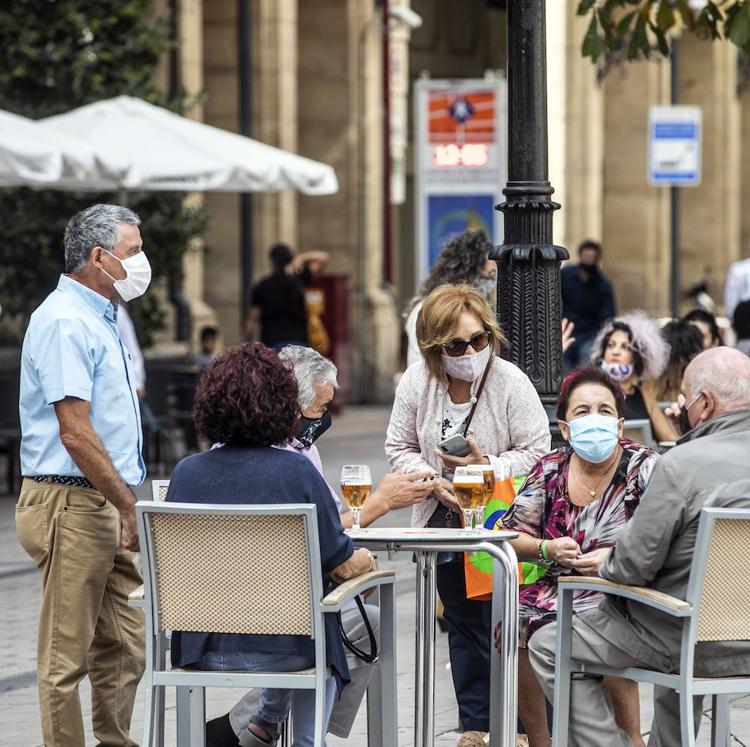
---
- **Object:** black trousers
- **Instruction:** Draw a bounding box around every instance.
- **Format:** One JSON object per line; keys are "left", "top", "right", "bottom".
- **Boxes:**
{"left": 436, "top": 560, "right": 493, "bottom": 732}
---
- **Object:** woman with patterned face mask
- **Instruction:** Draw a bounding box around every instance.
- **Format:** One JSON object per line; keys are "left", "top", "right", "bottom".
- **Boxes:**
{"left": 591, "top": 312, "right": 676, "bottom": 443}
{"left": 386, "top": 284, "right": 551, "bottom": 747}
{"left": 500, "top": 367, "right": 659, "bottom": 747}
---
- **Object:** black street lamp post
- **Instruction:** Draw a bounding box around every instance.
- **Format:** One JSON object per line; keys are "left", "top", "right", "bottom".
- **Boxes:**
{"left": 493, "top": 0, "right": 568, "bottom": 431}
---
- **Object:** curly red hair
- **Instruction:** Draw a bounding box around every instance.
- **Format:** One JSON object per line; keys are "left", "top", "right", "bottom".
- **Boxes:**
{"left": 194, "top": 343, "right": 299, "bottom": 447}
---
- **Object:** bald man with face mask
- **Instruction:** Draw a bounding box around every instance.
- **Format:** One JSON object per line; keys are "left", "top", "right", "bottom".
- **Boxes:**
{"left": 528, "top": 347, "right": 750, "bottom": 747}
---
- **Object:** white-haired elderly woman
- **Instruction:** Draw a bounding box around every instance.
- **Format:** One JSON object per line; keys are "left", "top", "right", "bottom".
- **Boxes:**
{"left": 208, "top": 345, "right": 434, "bottom": 746}
{"left": 277, "top": 345, "right": 436, "bottom": 528}
{"left": 591, "top": 312, "right": 677, "bottom": 442}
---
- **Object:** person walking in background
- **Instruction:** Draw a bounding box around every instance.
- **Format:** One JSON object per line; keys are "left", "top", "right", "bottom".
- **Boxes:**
{"left": 682, "top": 307, "right": 723, "bottom": 349}
{"left": 245, "top": 243, "right": 330, "bottom": 351}
{"left": 590, "top": 312, "right": 676, "bottom": 443}
{"left": 561, "top": 240, "right": 616, "bottom": 372}
{"left": 654, "top": 319, "right": 703, "bottom": 402}
{"left": 724, "top": 255, "right": 750, "bottom": 322}
{"left": 15, "top": 204, "right": 148, "bottom": 746}
{"left": 404, "top": 230, "right": 497, "bottom": 369}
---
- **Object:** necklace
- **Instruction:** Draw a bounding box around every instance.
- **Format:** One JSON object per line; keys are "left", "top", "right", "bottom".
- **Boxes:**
{"left": 571, "top": 451, "right": 619, "bottom": 499}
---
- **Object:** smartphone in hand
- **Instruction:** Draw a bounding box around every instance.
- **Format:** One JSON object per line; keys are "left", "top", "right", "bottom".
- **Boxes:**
{"left": 438, "top": 434, "right": 471, "bottom": 457}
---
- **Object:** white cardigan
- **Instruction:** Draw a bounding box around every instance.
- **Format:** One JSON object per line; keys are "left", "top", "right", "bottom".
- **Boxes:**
{"left": 385, "top": 356, "right": 551, "bottom": 527}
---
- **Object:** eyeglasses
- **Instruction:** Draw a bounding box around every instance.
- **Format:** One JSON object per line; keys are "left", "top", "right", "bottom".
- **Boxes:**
{"left": 441, "top": 330, "right": 491, "bottom": 357}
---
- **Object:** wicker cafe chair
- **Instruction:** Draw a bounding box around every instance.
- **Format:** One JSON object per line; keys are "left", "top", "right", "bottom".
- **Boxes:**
{"left": 552, "top": 507, "right": 750, "bottom": 747}
{"left": 136, "top": 501, "right": 397, "bottom": 747}
{"left": 150, "top": 480, "right": 170, "bottom": 501}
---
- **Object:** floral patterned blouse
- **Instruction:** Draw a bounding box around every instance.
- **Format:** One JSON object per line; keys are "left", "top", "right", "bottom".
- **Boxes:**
{"left": 502, "top": 439, "right": 658, "bottom": 646}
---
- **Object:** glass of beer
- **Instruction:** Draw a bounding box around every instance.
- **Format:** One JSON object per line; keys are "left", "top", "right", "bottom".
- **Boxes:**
{"left": 340, "top": 464, "right": 372, "bottom": 531}
{"left": 474, "top": 464, "right": 496, "bottom": 530}
{"left": 453, "top": 466, "right": 484, "bottom": 532}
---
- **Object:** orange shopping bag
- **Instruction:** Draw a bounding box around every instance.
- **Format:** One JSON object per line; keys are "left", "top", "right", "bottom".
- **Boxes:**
{"left": 464, "top": 475, "right": 546, "bottom": 601}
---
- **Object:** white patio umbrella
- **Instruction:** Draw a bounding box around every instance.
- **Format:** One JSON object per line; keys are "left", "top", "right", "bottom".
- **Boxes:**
{"left": 0, "top": 109, "right": 122, "bottom": 189}
{"left": 42, "top": 96, "right": 338, "bottom": 195}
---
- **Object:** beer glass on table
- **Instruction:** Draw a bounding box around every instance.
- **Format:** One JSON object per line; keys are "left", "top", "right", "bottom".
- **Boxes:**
{"left": 474, "top": 464, "right": 496, "bottom": 530}
{"left": 453, "top": 466, "right": 484, "bottom": 531}
{"left": 340, "top": 464, "right": 371, "bottom": 531}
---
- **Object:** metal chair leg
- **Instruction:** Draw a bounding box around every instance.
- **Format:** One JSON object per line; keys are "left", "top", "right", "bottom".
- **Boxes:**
{"left": 176, "top": 686, "right": 192, "bottom": 746}
{"left": 552, "top": 588, "right": 573, "bottom": 747}
{"left": 189, "top": 687, "right": 206, "bottom": 747}
{"left": 711, "top": 694, "right": 731, "bottom": 747}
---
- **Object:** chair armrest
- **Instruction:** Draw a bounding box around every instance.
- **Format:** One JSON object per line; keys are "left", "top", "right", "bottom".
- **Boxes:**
{"left": 558, "top": 576, "right": 692, "bottom": 617}
{"left": 128, "top": 584, "right": 145, "bottom": 609}
{"left": 321, "top": 570, "right": 395, "bottom": 612}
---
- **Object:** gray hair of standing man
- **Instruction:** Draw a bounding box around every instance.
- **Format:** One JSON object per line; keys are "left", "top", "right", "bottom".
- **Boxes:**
{"left": 64, "top": 203, "right": 141, "bottom": 274}
{"left": 684, "top": 347, "right": 750, "bottom": 411}
{"left": 278, "top": 345, "right": 338, "bottom": 411}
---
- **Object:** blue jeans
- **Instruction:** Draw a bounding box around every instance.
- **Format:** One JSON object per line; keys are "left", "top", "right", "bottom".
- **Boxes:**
{"left": 200, "top": 651, "right": 335, "bottom": 747}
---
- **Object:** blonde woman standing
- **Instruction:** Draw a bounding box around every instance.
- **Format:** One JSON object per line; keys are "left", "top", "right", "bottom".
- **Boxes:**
{"left": 386, "top": 284, "right": 550, "bottom": 746}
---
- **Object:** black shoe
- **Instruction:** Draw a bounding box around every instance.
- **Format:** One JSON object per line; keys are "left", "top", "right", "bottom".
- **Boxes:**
{"left": 206, "top": 713, "right": 240, "bottom": 747}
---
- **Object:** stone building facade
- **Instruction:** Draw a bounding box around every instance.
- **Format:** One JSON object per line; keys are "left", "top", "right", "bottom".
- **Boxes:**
{"left": 161, "top": 0, "right": 750, "bottom": 402}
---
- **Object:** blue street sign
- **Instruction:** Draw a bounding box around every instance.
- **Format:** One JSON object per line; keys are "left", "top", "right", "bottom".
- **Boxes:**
{"left": 648, "top": 106, "right": 702, "bottom": 187}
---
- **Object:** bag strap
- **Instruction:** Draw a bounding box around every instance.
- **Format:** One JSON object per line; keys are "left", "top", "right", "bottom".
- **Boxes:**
{"left": 337, "top": 594, "right": 378, "bottom": 664}
{"left": 461, "top": 356, "right": 493, "bottom": 438}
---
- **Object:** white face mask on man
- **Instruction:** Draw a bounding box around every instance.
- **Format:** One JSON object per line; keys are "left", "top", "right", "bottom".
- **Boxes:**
{"left": 100, "top": 249, "right": 152, "bottom": 302}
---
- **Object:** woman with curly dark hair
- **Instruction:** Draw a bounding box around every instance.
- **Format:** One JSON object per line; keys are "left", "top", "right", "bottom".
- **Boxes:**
{"left": 404, "top": 230, "right": 496, "bottom": 367}
{"left": 654, "top": 320, "right": 704, "bottom": 402}
{"left": 166, "top": 343, "right": 374, "bottom": 747}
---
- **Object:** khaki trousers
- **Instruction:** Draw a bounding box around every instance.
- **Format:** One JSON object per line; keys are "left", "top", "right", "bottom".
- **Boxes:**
{"left": 16, "top": 479, "right": 145, "bottom": 747}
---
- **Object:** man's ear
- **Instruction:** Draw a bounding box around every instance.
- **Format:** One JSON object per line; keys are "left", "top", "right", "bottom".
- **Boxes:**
{"left": 698, "top": 390, "right": 715, "bottom": 424}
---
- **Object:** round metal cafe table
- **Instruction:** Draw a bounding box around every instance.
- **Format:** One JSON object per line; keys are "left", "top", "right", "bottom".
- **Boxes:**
{"left": 347, "top": 526, "right": 519, "bottom": 747}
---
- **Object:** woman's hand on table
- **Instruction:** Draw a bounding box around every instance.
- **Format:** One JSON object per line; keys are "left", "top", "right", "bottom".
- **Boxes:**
{"left": 433, "top": 477, "right": 460, "bottom": 511}
{"left": 545, "top": 537, "right": 581, "bottom": 567}
{"left": 571, "top": 547, "right": 611, "bottom": 575}
{"left": 436, "top": 436, "right": 489, "bottom": 470}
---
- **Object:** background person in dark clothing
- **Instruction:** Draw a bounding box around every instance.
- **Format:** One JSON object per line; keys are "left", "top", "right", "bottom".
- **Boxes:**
{"left": 562, "top": 240, "right": 616, "bottom": 372}
{"left": 245, "top": 243, "right": 310, "bottom": 350}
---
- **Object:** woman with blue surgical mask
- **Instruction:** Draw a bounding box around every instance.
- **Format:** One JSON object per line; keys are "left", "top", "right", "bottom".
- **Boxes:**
{"left": 500, "top": 366, "right": 659, "bottom": 747}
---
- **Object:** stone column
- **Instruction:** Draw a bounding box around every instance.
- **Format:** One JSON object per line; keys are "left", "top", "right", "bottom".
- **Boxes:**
{"left": 679, "top": 35, "right": 741, "bottom": 314}
{"left": 601, "top": 59, "right": 671, "bottom": 316}
{"left": 297, "top": 0, "right": 400, "bottom": 403}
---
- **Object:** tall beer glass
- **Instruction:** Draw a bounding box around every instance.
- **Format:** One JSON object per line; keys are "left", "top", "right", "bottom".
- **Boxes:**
{"left": 453, "top": 466, "right": 484, "bottom": 531}
{"left": 340, "top": 464, "right": 372, "bottom": 531}
{"left": 474, "top": 464, "right": 496, "bottom": 529}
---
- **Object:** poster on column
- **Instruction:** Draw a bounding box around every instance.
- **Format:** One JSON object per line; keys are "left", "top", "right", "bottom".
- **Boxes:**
{"left": 414, "top": 78, "right": 506, "bottom": 282}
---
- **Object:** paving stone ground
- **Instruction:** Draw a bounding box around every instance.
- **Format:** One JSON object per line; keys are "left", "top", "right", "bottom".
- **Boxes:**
{"left": 1, "top": 406, "right": 748, "bottom": 745}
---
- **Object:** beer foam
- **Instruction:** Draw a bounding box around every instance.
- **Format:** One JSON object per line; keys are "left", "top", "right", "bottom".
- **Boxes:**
{"left": 454, "top": 475, "right": 483, "bottom": 485}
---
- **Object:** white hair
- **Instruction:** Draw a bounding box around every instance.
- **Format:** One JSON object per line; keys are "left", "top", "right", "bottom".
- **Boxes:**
{"left": 64, "top": 203, "right": 141, "bottom": 273}
{"left": 686, "top": 348, "right": 750, "bottom": 408}
{"left": 278, "top": 345, "right": 338, "bottom": 410}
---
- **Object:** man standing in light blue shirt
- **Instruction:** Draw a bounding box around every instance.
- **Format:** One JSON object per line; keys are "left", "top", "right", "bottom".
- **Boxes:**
{"left": 16, "top": 204, "right": 151, "bottom": 747}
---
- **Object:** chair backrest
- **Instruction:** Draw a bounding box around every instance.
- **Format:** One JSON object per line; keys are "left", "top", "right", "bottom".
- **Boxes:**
{"left": 151, "top": 480, "right": 170, "bottom": 501}
{"left": 687, "top": 507, "right": 750, "bottom": 643}
{"left": 622, "top": 419, "right": 655, "bottom": 449}
{"left": 136, "top": 502, "right": 324, "bottom": 638}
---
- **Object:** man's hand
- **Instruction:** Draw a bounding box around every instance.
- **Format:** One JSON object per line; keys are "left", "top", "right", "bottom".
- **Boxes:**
{"left": 436, "top": 436, "right": 489, "bottom": 470}
{"left": 376, "top": 471, "right": 435, "bottom": 510}
{"left": 433, "top": 477, "right": 460, "bottom": 511}
{"left": 545, "top": 537, "right": 582, "bottom": 567}
{"left": 664, "top": 394, "right": 685, "bottom": 434}
{"left": 119, "top": 507, "right": 139, "bottom": 551}
{"left": 571, "top": 547, "right": 610, "bottom": 575}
